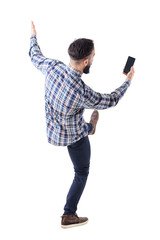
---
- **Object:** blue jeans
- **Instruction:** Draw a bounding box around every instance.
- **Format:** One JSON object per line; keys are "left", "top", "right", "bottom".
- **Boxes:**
{"left": 64, "top": 123, "right": 92, "bottom": 215}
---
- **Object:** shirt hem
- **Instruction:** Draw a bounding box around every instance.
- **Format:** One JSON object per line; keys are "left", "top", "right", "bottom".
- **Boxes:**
{"left": 47, "top": 132, "right": 89, "bottom": 146}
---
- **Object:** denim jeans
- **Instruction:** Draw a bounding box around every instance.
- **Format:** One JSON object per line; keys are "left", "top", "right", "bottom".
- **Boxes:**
{"left": 64, "top": 123, "right": 92, "bottom": 215}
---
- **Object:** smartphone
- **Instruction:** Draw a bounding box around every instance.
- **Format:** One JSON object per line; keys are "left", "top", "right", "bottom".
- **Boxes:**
{"left": 123, "top": 56, "right": 135, "bottom": 75}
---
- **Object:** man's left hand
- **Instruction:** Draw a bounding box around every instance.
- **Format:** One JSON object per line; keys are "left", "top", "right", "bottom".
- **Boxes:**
{"left": 31, "top": 21, "right": 37, "bottom": 36}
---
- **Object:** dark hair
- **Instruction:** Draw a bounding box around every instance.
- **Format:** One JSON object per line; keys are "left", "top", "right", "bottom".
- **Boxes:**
{"left": 68, "top": 38, "right": 94, "bottom": 60}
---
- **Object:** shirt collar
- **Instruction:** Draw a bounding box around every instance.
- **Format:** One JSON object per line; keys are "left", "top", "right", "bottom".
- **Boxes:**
{"left": 67, "top": 64, "right": 82, "bottom": 78}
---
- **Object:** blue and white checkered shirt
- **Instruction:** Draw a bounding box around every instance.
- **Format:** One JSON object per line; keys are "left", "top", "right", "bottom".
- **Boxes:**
{"left": 29, "top": 35, "right": 131, "bottom": 146}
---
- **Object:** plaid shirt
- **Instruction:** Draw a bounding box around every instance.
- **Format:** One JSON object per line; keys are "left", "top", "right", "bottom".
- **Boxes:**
{"left": 29, "top": 35, "right": 131, "bottom": 146}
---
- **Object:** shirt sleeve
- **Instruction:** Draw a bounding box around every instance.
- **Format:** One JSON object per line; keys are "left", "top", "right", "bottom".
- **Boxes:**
{"left": 29, "top": 35, "right": 58, "bottom": 75}
{"left": 82, "top": 80, "right": 131, "bottom": 110}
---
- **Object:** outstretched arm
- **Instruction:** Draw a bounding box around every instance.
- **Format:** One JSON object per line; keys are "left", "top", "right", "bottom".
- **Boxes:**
{"left": 82, "top": 67, "right": 135, "bottom": 110}
{"left": 29, "top": 21, "right": 58, "bottom": 75}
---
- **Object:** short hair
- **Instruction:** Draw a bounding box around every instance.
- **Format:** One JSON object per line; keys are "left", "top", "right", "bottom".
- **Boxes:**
{"left": 68, "top": 38, "right": 94, "bottom": 61}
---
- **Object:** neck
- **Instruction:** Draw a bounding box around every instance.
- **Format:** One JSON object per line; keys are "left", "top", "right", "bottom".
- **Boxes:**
{"left": 70, "top": 60, "right": 83, "bottom": 73}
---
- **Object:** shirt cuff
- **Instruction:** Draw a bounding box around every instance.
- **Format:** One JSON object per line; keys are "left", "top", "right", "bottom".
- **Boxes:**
{"left": 125, "top": 79, "right": 131, "bottom": 86}
{"left": 30, "top": 35, "right": 37, "bottom": 39}
{"left": 30, "top": 35, "right": 38, "bottom": 48}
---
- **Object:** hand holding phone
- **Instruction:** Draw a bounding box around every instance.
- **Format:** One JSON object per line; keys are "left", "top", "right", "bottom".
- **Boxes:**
{"left": 123, "top": 56, "right": 135, "bottom": 75}
{"left": 126, "top": 66, "right": 135, "bottom": 81}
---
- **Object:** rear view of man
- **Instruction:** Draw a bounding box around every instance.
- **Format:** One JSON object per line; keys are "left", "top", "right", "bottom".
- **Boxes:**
{"left": 29, "top": 21, "right": 134, "bottom": 228}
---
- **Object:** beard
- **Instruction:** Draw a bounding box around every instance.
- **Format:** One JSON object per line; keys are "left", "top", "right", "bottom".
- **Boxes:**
{"left": 83, "top": 64, "right": 91, "bottom": 74}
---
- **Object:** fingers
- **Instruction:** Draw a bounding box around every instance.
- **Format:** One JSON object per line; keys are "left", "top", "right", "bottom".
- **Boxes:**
{"left": 31, "top": 21, "right": 35, "bottom": 31}
{"left": 31, "top": 21, "right": 35, "bottom": 28}
{"left": 31, "top": 20, "right": 36, "bottom": 36}
{"left": 131, "top": 66, "right": 135, "bottom": 73}
{"left": 126, "top": 66, "right": 135, "bottom": 81}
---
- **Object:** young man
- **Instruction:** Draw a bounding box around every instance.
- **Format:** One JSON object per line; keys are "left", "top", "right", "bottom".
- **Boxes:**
{"left": 29, "top": 21, "right": 134, "bottom": 228}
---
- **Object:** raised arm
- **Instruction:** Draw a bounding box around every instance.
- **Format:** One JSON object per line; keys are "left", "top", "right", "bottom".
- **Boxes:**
{"left": 29, "top": 21, "right": 58, "bottom": 75}
{"left": 82, "top": 67, "right": 134, "bottom": 110}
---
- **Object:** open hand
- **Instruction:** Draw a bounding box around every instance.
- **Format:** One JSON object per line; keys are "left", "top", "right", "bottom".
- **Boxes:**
{"left": 31, "top": 21, "right": 37, "bottom": 36}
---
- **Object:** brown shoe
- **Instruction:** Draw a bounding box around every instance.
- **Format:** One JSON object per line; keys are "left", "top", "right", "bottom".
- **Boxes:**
{"left": 61, "top": 214, "right": 88, "bottom": 228}
{"left": 89, "top": 110, "right": 99, "bottom": 135}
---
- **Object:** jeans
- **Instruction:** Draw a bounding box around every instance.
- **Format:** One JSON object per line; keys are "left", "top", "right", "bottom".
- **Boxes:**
{"left": 64, "top": 123, "right": 92, "bottom": 215}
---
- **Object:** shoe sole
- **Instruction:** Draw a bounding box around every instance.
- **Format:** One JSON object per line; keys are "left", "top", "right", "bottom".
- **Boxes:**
{"left": 61, "top": 220, "right": 88, "bottom": 229}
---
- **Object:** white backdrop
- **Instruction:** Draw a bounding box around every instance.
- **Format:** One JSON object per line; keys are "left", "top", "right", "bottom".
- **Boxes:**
{"left": 0, "top": 0, "right": 160, "bottom": 239}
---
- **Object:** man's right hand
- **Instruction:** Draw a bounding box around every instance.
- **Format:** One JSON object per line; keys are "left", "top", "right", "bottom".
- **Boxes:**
{"left": 126, "top": 66, "right": 135, "bottom": 81}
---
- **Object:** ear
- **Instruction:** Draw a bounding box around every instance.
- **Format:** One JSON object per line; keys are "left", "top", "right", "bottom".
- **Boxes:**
{"left": 83, "top": 58, "right": 89, "bottom": 67}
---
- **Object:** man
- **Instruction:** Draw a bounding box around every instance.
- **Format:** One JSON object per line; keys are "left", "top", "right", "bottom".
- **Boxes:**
{"left": 29, "top": 21, "right": 134, "bottom": 228}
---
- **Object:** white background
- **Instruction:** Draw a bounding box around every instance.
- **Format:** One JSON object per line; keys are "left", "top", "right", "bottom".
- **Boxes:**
{"left": 0, "top": 0, "right": 160, "bottom": 239}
